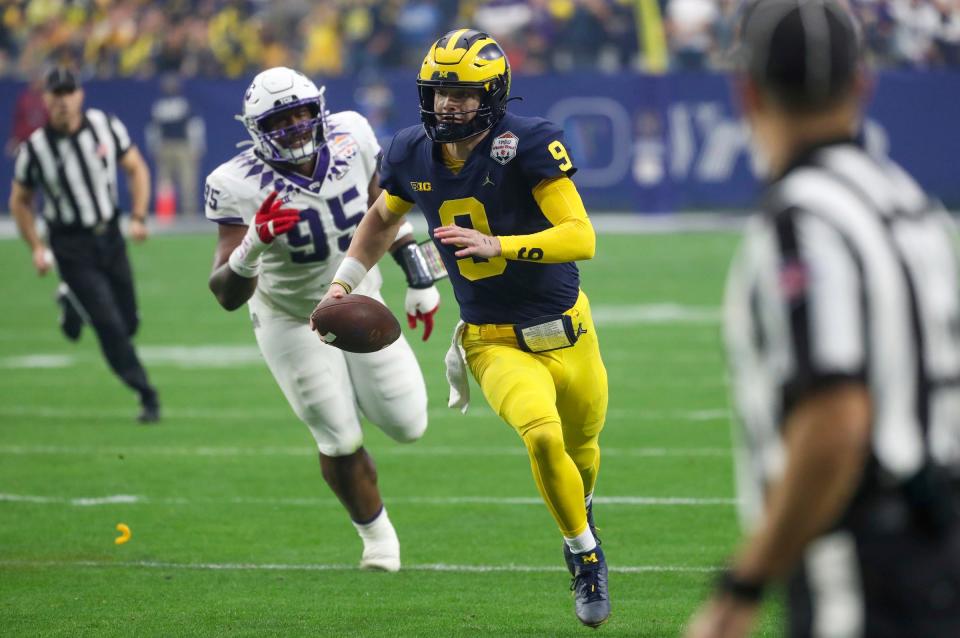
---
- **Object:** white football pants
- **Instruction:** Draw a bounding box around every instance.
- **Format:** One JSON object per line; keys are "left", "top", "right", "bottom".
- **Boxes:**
{"left": 248, "top": 291, "right": 428, "bottom": 457}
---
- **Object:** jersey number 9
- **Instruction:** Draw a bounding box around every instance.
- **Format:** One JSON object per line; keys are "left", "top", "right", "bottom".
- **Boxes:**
{"left": 548, "top": 141, "right": 573, "bottom": 173}
{"left": 438, "top": 197, "right": 507, "bottom": 281}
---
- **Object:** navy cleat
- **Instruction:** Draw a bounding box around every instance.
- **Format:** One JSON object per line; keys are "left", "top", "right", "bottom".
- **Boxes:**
{"left": 570, "top": 544, "right": 610, "bottom": 628}
{"left": 563, "top": 501, "right": 601, "bottom": 576}
{"left": 56, "top": 283, "right": 85, "bottom": 342}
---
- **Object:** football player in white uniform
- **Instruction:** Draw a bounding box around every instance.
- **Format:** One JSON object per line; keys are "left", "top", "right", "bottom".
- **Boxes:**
{"left": 205, "top": 67, "right": 440, "bottom": 572}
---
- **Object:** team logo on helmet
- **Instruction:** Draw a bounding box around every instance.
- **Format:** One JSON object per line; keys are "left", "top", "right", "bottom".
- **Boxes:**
{"left": 490, "top": 132, "right": 518, "bottom": 165}
{"left": 417, "top": 29, "right": 512, "bottom": 143}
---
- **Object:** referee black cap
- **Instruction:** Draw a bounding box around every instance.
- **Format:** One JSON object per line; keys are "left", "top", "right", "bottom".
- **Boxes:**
{"left": 737, "top": 0, "right": 861, "bottom": 111}
{"left": 45, "top": 66, "right": 80, "bottom": 94}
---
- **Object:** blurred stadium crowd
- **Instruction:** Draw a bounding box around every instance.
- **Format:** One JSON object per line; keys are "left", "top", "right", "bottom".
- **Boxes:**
{"left": 0, "top": 0, "right": 958, "bottom": 81}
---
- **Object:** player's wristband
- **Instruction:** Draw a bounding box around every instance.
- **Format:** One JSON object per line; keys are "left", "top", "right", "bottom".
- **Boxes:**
{"left": 715, "top": 569, "right": 766, "bottom": 603}
{"left": 331, "top": 256, "right": 368, "bottom": 294}
{"left": 391, "top": 240, "right": 434, "bottom": 289}
{"left": 228, "top": 232, "right": 265, "bottom": 279}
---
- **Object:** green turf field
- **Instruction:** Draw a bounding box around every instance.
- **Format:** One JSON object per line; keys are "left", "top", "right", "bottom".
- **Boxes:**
{"left": 0, "top": 231, "right": 785, "bottom": 636}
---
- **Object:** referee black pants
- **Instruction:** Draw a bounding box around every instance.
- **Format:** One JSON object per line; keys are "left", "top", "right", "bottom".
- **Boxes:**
{"left": 788, "top": 501, "right": 960, "bottom": 637}
{"left": 49, "top": 223, "right": 156, "bottom": 406}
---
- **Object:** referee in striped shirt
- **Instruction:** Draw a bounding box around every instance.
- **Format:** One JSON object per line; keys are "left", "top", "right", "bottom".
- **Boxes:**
{"left": 687, "top": 2, "right": 960, "bottom": 637}
{"left": 9, "top": 67, "right": 160, "bottom": 423}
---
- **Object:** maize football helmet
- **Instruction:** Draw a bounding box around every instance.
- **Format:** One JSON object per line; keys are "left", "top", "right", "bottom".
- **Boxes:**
{"left": 417, "top": 29, "right": 511, "bottom": 143}
{"left": 239, "top": 66, "right": 328, "bottom": 164}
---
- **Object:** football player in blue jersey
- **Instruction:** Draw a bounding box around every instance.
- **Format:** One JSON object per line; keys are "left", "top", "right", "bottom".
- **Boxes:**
{"left": 315, "top": 29, "right": 610, "bottom": 627}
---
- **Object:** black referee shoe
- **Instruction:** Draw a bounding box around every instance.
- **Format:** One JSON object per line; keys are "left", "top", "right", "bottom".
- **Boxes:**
{"left": 138, "top": 404, "right": 160, "bottom": 424}
{"left": 56, "top": 284, "right": 84, "bottom": 342}
{"left": 138, "top": 391, "right": 160, "bottom": 424}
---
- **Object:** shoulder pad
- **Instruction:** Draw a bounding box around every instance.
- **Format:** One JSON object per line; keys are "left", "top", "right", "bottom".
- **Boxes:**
{"left": 517, "top": 116, "right": 563, "bottom": 147}
{"left": 385, "top": 125, "right": 426, "bottom": 165}
{"left": 326, "top": 110, "right": 366, "bottom": 132}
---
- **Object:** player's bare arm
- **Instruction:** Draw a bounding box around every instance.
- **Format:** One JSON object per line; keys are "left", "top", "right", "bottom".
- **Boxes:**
{"left": 686, "top": 383, "right": 871, "bottom": 638}
{"left": 119, "top": 146, "right": 151, "bottom": 242}
{"left": 322, "top": 191, "right": 405, "bottom": 302}
{"left": 208, "top": 223, "right": 256, "bottom": 310}
{"left": 367, "top": 171, "right": 441, "bottom": 341}
{"left": 209, "top": 190, "right": 300, "bottom": 311}
{"left": 9, "top": 180, "right": 50, "bottom": 275}
{"left": 369, "top": 170, "right": 416, "bottom": 253}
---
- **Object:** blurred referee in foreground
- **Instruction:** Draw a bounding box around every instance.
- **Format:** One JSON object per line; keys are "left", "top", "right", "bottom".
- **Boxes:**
{"left": 8, "top": 67, "right": 160, "bottom": 423}
{"left": 687, "top": 1, "right": 960, "bottom": 637}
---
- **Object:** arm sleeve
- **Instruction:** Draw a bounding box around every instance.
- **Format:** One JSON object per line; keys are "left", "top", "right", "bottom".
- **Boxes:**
{"left": 498, "top": 176, "right": 595, "bottom": 263}
{"left": 384, "top": 192, "right": 414, "bottom": 216}
{"left": 767, "top": 209, "right": 867, "bottom": 412}
{"left": 13, "top": 142, "right": 37, "bottom": 188}
{"left": 108, "top": 114, "right": 133, "bottom": 158}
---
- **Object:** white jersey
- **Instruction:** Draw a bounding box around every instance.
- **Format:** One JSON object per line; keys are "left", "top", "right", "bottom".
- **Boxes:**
{"left": 205, "top": 110, "right": 384, "bottom": 319}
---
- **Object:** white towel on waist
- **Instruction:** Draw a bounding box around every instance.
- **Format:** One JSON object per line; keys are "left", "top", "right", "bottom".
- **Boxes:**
{"left": 444, "top": 320, "right": 469, "bottom": 414}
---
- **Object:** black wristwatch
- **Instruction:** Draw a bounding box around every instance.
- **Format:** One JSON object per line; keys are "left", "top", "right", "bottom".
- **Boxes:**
{"left": 715, "top": 569, "right": 766, "bottom": 603}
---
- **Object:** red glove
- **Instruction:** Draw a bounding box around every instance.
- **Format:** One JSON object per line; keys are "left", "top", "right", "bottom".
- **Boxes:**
{"left": 405, "top": 286, "right": 440, "bottom": 341}
{"left": 254, "top": 191, "right": 300, "bottom": 243}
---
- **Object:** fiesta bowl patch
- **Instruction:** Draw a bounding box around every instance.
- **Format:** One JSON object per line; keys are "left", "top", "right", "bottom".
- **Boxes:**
{"left": 491, "top": 132, "right": 518, "bottom": 165}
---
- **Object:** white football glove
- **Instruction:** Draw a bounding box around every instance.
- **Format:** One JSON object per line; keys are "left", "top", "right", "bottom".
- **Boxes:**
{"left": 404, "top": 285, "right": 440, "bottom": 341}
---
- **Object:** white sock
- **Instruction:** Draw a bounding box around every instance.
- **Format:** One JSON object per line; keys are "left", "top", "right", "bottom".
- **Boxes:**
{"left": 352, "top": 507, "right": 398, "bottom": 545}
{"left": 564, "top": 526, "right": 597, "bottom": 554}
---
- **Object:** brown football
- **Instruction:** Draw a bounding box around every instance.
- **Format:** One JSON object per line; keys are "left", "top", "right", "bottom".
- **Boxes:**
{"left": 310, "top": 295, "right": 401, "bottom": 353}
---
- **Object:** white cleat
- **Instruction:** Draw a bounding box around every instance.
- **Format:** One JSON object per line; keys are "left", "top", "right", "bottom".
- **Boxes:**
{"left": 359, "top": 541, "right": 401, "bottom": 572}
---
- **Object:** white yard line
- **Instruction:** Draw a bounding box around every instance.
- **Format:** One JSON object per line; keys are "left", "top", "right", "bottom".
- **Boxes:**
{"left": 0, "top": 558, "right": 720, "bottom": 574}
{"left": 0, "top": 493, "right": 738, "bottom": 507}
{"left": 0, "top": 405, "right": 731, "bottom": 423}
{"left": 0, "top": 303, "right": 722, "bottom": 371}
{"left": 0, "top": 444, "right": 729, "bottom": 458}
{"left": 592, "top": 304, "right": 721, "bottom": 325}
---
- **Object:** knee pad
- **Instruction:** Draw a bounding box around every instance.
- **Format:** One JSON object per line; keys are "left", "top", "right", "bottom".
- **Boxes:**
{"left": 312, "top": 431, "right": 363, "bottom": 458}
{"left": 521, "top": 421, "right": 565, "bottom": 460}
{"left": 381, "top": 408, "right": 428, "bottom": 444}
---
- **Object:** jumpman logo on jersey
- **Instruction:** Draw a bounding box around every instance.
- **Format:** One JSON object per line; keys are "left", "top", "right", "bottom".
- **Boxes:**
{"left": 482, "top": 173, "right": 495, "bottom": 187}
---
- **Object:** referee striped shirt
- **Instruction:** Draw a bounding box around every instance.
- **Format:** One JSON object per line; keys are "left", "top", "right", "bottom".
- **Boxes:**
{"left": 13, "top": 108, "right": 132, "bottom": 230}
{"left": 724, "top": 139, "right": 960, "bottom": 530}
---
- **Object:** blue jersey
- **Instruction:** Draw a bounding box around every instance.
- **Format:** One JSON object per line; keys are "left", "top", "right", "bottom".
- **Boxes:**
{"left": 380, "top": 112, "right": 581, "bottom": 324}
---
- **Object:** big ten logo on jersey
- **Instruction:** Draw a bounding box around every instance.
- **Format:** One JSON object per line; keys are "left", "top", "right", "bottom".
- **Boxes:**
{"left": 284, "top": 184, "right": 366, "bottom": 264}
{"left": 410, "top": 181, "right": 432, "bottom": 192}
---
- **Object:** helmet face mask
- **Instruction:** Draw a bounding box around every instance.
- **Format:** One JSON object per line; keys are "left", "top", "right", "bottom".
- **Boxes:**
{"left": 417, "top": 30, "right": 511, "bottom": 143}
{"left": 240, "top": 67, "right": 328, "bottom": 164}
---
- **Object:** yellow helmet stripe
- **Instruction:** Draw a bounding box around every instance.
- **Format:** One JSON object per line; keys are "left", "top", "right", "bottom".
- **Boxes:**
{"left": 444, "top": 29, "right": 470, "bottom": 52}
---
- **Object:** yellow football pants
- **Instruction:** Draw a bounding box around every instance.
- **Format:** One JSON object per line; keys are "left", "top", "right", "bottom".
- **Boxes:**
{"left": 463, "top": 290, "right": 608, "bottom": 538}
